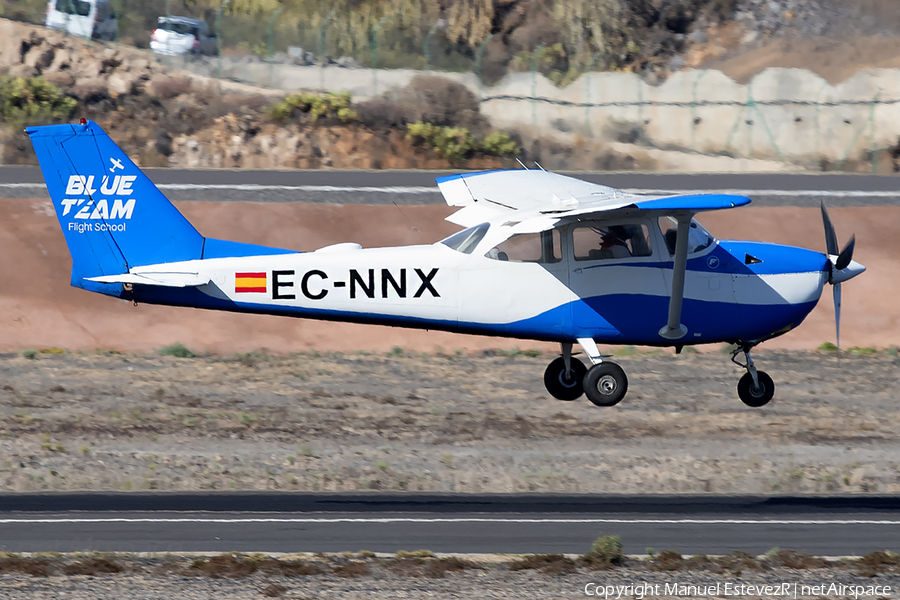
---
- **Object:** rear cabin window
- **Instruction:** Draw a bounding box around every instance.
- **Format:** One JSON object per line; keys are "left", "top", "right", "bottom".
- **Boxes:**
{"left": 486, "top": 229, "right": 561, "bottom": 263}
{"left": 440, "top": 223, "right": 488, "bottom": 254}
{"left": 572, "top": 223, "right": 653, "bottom": 261}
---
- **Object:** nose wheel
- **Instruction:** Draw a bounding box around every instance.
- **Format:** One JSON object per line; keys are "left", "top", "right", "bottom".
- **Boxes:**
{"left": 732, "top": 344, "right": 775, "bottom": 407}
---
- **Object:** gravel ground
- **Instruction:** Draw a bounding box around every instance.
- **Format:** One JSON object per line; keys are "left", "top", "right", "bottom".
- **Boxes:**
{"left": 0, "top": 552, "right": 897, "bottom": 599}
{"left": 0, "top": 349, "right": 898, "bottom": 495}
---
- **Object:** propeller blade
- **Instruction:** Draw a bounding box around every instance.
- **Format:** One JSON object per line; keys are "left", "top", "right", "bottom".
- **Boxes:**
{"left": 835, "top": 235, "right": 856, "bottom": 271}
{"left": 821, "top": 202, "right": 839, "bottom": 256}
{"left": 834, "top": 282, "right": 842, "bottom": 361}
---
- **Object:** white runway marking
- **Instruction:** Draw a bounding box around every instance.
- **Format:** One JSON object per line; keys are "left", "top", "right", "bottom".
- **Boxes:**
{"left": 2, "top": 183, "right": 898, "bottom": 197}
{"left": 1, "top": 517, "right": 899, "bottom": 525}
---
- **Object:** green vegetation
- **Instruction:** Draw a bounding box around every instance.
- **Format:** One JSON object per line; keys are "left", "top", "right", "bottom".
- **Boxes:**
{"left": 406, "top": 122, "right": 520, "bottom": 163}
{"left": 818, "top": 341, "right": 839, "bottom": 352}
{"left": 268, "top": 92, "right": 357, "bottom": 123}
{"left": 20, "top": 349, "right": 38, "bottom": 360}
{"left": 0, "top": 77, "right": 77, "bottom": 128}
{"left": 848, "top": 346, "right": 878, "bottom": 357}
{"left": 582, "top": 534, "right": 624, "bottom": 567}
{"left": 159, "top": 343, "right": 196, "bottom": 358}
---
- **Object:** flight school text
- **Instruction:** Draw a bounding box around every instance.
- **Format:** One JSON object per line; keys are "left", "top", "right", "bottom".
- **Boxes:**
{"left": 584, "top": 581, "right": 892, "bottom": 599}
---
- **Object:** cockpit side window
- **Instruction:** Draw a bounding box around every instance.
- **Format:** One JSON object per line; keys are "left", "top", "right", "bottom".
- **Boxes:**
{"left": 486, "top": 229, "right": 561, "bottom": 263}
{"left": 572, "top": 223, "right": 652, "bottom": 261}
{"left": 657, "top": 217, "right": 715, "bottom": 256}
{"left": 440, "top": 223, "right": 489, "bottom": 254}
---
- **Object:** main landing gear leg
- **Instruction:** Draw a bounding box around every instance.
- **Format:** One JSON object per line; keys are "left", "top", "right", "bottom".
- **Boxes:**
{"left": 543, "top": 342, "right": 586, "bottom": 401}
{"left": 578, "top": 338, "right": 628, "bottom": 407}
{"left": 732, "top": 343, "right": 775, "bottom": 407}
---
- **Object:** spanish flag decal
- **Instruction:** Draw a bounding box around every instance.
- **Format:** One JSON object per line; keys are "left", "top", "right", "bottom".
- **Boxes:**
{"left": 235, "top": 272, "right": 266, "bottom": 293}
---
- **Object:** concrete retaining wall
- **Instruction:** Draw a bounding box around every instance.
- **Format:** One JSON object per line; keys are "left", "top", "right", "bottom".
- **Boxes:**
{"left": 168, "top": 54, "right": 900, "bottom": 164}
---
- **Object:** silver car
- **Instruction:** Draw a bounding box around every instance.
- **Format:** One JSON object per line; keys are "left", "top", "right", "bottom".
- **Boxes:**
{"left": 150, "top": 16, "right": 218, "bottom": 56}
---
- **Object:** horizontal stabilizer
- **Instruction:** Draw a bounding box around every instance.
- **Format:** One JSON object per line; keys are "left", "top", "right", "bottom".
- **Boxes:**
{"left": 86, "top": 272, "right": 209, "bottom": 288}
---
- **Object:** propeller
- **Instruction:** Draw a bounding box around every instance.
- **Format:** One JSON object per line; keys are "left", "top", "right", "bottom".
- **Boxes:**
{"left": 820, "top": 203, "right": 862, "bottom": 359}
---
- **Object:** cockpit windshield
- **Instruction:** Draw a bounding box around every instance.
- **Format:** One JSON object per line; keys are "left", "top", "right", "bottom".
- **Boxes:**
{"left": 439, "top": 223, "right": 489, "bottom": 254}
{"left": 658, "top": 217, "right": 715, "bottom": 256}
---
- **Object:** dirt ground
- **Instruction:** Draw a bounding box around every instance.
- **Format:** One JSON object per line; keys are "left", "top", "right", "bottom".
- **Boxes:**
{"left": 0, "top": 348, "right": 897, "bottom": 494}
{"left": 0, "top": 199, "right": 895, "bottom": 354}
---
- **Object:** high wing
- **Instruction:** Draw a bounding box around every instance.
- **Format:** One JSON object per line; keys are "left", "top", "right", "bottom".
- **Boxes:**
{"left": 437, "top": 169, "right": 752, "bottom": 342}
{"left": 437, "top": 170, "right": 748, "bottom": 228}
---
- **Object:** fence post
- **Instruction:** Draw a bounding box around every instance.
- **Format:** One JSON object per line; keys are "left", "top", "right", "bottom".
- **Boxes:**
{"left": 371, "top": 16, "right": 390, "bottom": 96}
{"left": 475, "top": 33, "right": 493, "bottom": 100}
{"left": 531, "top": 43, "right": 545, "bottom": 127}
{"left": 267, "top": 6, "right": 284, "bottom": 87}
{"left": 318, "top": 10, "right": 335, "bottom": 91}
{"left": 423, "top": 21, "right": 441, "bottom": 70}
{"left": 112, "top": 0, "right": 122, "bottom": 49}
{"left": 584, "top": 52, "right": 599, "bottom": 137}
{"left": 216, "top": 0, "right": 232, "bottom": 79}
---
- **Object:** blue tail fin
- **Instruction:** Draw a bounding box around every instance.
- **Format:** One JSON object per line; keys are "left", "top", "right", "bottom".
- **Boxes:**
{"left": 27, "top": 120, "right": 204, "bottom": 293}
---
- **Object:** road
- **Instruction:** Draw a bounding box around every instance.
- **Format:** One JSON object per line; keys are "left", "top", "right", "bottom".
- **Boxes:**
{"left": 1, "top": 494, "right": 898, "bottom": 555}
{"left": 1, "top": 166, "right": 898, "bottom": 206}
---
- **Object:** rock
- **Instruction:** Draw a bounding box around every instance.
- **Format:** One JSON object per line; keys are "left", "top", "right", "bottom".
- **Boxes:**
{"left": 688, "top": 29, "right": 708, "bottom": 45}
{"left": 7, "top": 64, "right": 37, "bottom": 79}
{"left": 741, "top": 30, "right": 760, "bottom": 44}
{"left": 23, "top": 45, "right": 54, "bottom": 70}
{"left": 107, "top": 72, "right": 137, "bottom": 98}
{"left": 46, "top": 48, "right": 71, "bottom": 73}
{"left": 668, "top": 56, "right": 686, "bottom": 71}
{"left": 335, "top": 56, "right": 362, "bottom": 69}
{"left": 72, "top": 76, "right": 108, "bottom": 101}
{"left": 42, "top": 71, "right": 75, "bottom": 88}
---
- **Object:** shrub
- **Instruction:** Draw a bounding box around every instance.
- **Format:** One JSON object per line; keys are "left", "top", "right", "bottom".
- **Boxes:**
{"left": 480, "top": 131, "right": 520, "bottom": 158}
{"left": 817, "top": 342, "right": 838, "bottom": 352}
{"left": 159, "top": 342, "right": 195, "bottom": 358}
{"left": 268, "top": 92, "right": 357, "bottom": 123}
{"left": 20, "top": 349, "right": 38, "bottom": 360}
{"left": 581, "top": 535, "right": 624, "bottom": 568}
{"left": 0, "top": 76, "right": 76, "bottom": 127}
{"left": 407, "top": 122, "right": 477, "bottom": 164}
{"left": 356, "top": 98, "right": 406, "bottom": 130}
{"left": 399, "top": 75, "right": 486, "bottom": 132}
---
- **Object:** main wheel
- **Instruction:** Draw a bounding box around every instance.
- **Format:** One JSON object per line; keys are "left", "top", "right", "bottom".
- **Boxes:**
{"left": 583, "top": 362, "right": 628, "bottom": 407}
{"left": 737, "top": 371, "right": 775, "bottom": 407}
{"left": 543, "top": 357, "right": 587, "bottom": 401}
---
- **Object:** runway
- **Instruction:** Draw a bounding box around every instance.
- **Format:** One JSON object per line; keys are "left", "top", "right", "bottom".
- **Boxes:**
{"left": 1, "top": 494, "right": 898, "bottom": 555}
{"left": 1, "top": 166, "right": 898, "bottom": 206}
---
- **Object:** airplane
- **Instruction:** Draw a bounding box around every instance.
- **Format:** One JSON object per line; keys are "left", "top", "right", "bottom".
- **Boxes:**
{"left": 27, "top": 120, "right": 866, "bottom": 408}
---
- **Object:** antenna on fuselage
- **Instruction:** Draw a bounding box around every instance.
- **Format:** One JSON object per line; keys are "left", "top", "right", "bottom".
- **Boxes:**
{"left": 534, "top": 161, "right": 547, "bottom": 172}
{"left": 515, "top": 158, "right": 530, "bottom": 170}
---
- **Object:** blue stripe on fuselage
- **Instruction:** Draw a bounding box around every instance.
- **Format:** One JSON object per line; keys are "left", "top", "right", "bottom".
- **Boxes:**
{"left": 123, "top": 285, "right": 815, "bottom": 347}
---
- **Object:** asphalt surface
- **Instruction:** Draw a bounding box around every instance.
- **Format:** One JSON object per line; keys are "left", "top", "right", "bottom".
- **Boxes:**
{"left": 1, "top": 494, "right": 899, "bottom": 555}
{"left": 2, "top": 166, "right": 899, "bottom": 206}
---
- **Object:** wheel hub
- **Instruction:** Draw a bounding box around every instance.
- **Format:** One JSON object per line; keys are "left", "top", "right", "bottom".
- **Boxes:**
{"left": 597, "top": 374, "right": 617, "bottom": 395}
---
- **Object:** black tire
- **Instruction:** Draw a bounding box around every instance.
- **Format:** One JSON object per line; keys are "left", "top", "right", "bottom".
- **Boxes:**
{"left": 737, "top": 371, "right": 775, "bottom": 407}
{"left": 543, "top": 357, "right": 587, "bottom": 401}
{"left": 583, "top": 362, "right": 628, "bottom": 407}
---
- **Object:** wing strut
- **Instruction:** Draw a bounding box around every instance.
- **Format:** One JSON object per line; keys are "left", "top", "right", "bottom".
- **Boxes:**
{"left": 659, "top": 215, "right": 690, "bottom": 340}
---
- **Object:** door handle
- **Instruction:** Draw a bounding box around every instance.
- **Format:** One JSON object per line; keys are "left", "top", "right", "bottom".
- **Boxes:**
{"left": 574, "top": 268, "right": 583, "bottom": 274}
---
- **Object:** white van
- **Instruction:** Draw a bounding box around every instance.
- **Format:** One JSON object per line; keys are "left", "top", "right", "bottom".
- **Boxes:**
{"left": 150, "top": 16, "right": 219, "bottom": 56}
{"left": 45, "top": 0, "right": 118, "bottom": 41}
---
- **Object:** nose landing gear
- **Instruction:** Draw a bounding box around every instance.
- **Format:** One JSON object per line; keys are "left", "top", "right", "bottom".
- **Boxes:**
{"left": 732, "top": 343, "right": 775, "bottom": 407}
